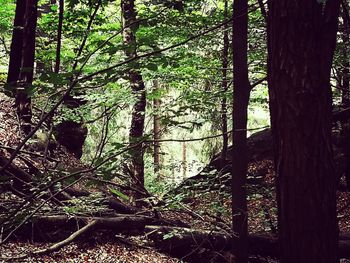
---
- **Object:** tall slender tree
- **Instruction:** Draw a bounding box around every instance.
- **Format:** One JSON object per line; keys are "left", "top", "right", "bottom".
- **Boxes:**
{"left": 153, "top": 79, "right": 162, "bottom": 177}
{"left": 220, "top": 0, "right": 229, "bottom": 167}
{"left": 121, "top": 0, "right": 147, "bottom": 202}
{"left": 231, "top": 0, "right": 250, "bottom": 262}
{"left": 267, "top": 1, "right": 341, "bottom": 262}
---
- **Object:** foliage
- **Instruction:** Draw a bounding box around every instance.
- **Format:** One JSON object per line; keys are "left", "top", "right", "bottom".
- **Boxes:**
{"left": 0, "top": 0, "right": 272, "bottom": 196}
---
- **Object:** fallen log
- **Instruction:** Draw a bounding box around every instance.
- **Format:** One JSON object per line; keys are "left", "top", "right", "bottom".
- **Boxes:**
{"left": 31, "top": 214, "right": 156, "bottom": 235}
{"left": 10, "top": 213, "right": 187, "bottom": 242}
{"left": 146, "top": 226, "right": 350, "bottom": 261}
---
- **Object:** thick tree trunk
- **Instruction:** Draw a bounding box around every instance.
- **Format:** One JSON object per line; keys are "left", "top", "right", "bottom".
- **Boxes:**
{"left": 231, "top": 0, "right": 250, "bottom": 262}
{"left": 267, "top": 1, "right": 341, "bottom": 262}
{"left": 16, "top": 0, "right": 38, "bottom": 135}
{"left": 7, "top": 0, "right": 38, "bottom": 135}
{"left": 121, "top": 0, "right": 147, "bottom": 202}
{"left": 7, "top": 0, "right": 26, "bottom": 86}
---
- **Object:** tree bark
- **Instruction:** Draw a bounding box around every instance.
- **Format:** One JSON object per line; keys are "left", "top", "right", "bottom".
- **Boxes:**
{"left": 267, "top": 1, "right": 341, "bottom": 262}
{"left": 7, "top": 0, "right": 27, "bottom": 86}
{"left": 16, "top": 0, "right": 38, "bottom": 135}
{"left": 7, "top": 0, "right": 38, "bottom": 135}
{"left": 153, "top": 80, "right": 162, "bottom": 177}
{"left": 231, "top": 0, "right": 250, "bottom": 262}
{"left": 121, "top": 0, "right": 147, "bottom": 203}
{"left": 182, "top": 141, "right": 187, "bottom": 179}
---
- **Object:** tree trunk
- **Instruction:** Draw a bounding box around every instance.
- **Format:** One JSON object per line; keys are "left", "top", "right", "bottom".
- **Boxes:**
{"left": 7, "top": 0, "right": 26, "bottom": 86}
{"left": 121, "top": 0, "right": 147, "bottom": 202}
{"left": 8, "top": 0, "right": 38, "bottom": 135}
{"left": 267, "top": 1, "right": 341, "bottom": 262}
{"left": 231, "top": 0, "right": 250, "bottom": 262}
{"left": 153, "top": 79, "right": 162, "bottom": 177}
{"left": 182, "top": 141, "right": 187, "bottom": 179}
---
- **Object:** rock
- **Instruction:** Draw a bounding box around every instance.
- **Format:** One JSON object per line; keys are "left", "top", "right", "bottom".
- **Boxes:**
{"left": 54, "top": 121, "right": 87, "bottom": 158}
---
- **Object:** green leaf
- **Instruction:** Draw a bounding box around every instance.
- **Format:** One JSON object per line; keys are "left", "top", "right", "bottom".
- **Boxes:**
{"left": 109, "top": 187, "right": 129, "bottom": 202}
{"left": 50, "top": 4, "right": 58, "bottom": 12}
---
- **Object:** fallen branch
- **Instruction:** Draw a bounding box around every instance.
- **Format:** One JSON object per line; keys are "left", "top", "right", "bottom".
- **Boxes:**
{"left": 1, "top": 220, "right": 98, "bottom": 261}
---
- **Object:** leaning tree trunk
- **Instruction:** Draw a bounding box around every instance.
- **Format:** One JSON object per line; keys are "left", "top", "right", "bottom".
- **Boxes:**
{"left": 121, "top": 0, "right": 147, "bottom": 203}
{"left": 231, "top": 0, "right": 250, "bottom": 262}
{"left": 267, "top": 1, "right": 341, "bottom": 263}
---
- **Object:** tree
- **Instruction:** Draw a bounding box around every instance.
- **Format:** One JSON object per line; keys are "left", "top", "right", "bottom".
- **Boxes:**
{"left": 267, "top": 1, "right": 341, "bottom": 262}
{"left": 231, "top": 0, "right": 250, "bottom": 262}
{"left": 153, "top": 79, "right": 162, "bottom": 177}
{"left": 7, "top": 0, "right": 38, "bottom": 135}
{"left": 121, "top": 0, "right": 147, "bottom": 202}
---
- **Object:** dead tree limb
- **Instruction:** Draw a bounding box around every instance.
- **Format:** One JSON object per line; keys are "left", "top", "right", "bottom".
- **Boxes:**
{"left": 1, "top": 220, "right": 98, "bottom": 261}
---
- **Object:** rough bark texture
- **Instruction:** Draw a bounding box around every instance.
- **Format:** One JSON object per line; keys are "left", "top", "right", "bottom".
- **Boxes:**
{"left": 267, "top": 1, "right": 341, "bottom": 262}
{"left": 7, "top": 0, "right": 26, "bottom": 85}
{"left": 7, "top": 0, "right": 38, "bottom": 135}
{"left": 231, "top": 0, "right": 250, "bottom": 262}
{"left": 121, "top": 0, "right": 147, "bottom": 202}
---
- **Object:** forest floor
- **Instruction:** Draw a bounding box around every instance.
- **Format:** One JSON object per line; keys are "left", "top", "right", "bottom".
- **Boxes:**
{"left": 1, "top": 92, "right": 350, "bottom": 262}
